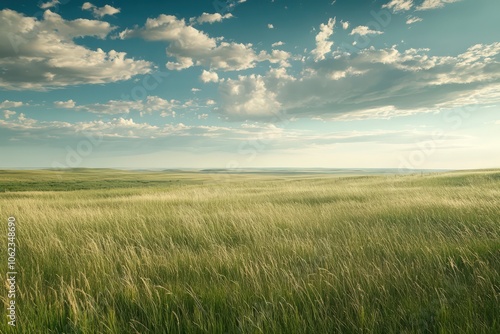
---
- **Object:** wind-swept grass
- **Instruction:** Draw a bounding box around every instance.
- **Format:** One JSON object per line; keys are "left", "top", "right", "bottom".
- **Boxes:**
{"left": 0, "top": 169, "right": 499, "bottom": 333}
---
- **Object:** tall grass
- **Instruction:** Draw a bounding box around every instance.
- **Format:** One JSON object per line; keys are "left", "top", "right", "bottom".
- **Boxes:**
{"left": 0, "top": 170, "right": 499, "bottom": 333}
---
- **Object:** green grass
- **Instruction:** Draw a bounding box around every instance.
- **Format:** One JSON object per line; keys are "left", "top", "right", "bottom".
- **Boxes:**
{"left": 0, "top": 169, "right": 499, "bottom": 333}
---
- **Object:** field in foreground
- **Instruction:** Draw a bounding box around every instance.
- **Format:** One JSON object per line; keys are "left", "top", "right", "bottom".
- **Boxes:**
{"left": 0, "top": 169, "right": 499, "bottom": 333}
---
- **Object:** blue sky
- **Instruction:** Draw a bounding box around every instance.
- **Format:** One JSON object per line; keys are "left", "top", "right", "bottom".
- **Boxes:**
{"left": 0, "top": 0, "right": 499, "bottom": 170}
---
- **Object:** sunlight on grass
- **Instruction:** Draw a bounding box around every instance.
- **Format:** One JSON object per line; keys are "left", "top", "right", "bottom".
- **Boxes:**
{"left": 0, "top": 170, "right": 499, "bottom": 333}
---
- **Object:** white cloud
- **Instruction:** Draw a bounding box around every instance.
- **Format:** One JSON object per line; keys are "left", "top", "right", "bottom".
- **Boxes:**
{"left": 82, "top": 2, "right": 120, "bottom": 18}
{"left": 200, "top": 70, "right": 219, "bottom": 83}
{"left": 3, "top": 110, "right": 16, "bottom": 119}
{"left": 0, "top": 9, "right": 152, "bottom": 90}
{"left": 350, "top": 26, "right": 384, "bottom": 36}
{"left": 406, "top": 16, "right": 423, "bottom": 24}
{"left": 220, "top": 74, "right": 281, "bottom": 118}
{"left": 80, "top": 100, "right": 142, "bottom": 115}
{"left": 0, "top": 9, "right": 151, "bottom": 90}
{"left": 119, "top": 14, "right": 288, "bottom": 71}
{"left": 219, "top": 69, "right": 294, "bottom": 119}
{"left": 0, "top": 100, "right": 23, "bottom": 108}
{"left": 272, "top": 41, "right": 285, "bottom": 47}
{"left": 0, "top": 111, "right": 473, "bottom": 157}
{"left": 267, "top": 49, "right": 292, "bottom": 67}
{"left": 216, "top": 43, "right": 500, "bottom": 121}
{"left": 54, "top": 100, "right": 76, "bottom": 108}
{"left": 75, "top": 96, "right": 179, "bottom": 116}
{"left": 268, "top": 23, "right": 274, "bottom": 29}
{"left": 382, "top": 0, "right": 460, "bottom": 12}
{"left": 416, "top": 0, "right": 462, "bottom": 11}
{"left": 311, "top": 18, "right": 336, "bottom": 62}
{"left": 0, "top": 115, "right": 237, "bottom": 142}
{"left": 341, "top": 20, "right": 349, "bottom": 30}
{"left": 382, "top": 0, "right": 414, "bottom": 12}
{"left": 191, "top": 88, "right": 201, "bottom": 93}
{"left": 195, "top": 12, "right": 233, "bottom": 24}
{"left": 39, "top": 0, "right": 60, "bottom": 9}
{"left": 144, "top": 96, "right": 179, "bottom": 117}
{"left": 17, "top": 113, "right": 27, "bottom": 122}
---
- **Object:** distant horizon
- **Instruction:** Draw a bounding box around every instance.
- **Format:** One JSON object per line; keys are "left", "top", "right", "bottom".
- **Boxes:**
{"left": 1, "top": 166, "right": 490, "bottom": 172}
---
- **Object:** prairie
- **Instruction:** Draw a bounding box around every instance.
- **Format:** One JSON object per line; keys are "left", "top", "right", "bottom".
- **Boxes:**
{"left": 0, "top": 169, "right": 498, "bottom": 333}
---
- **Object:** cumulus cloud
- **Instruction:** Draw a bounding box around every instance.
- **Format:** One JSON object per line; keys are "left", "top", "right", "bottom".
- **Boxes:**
{"left": 219, "top": 69, "right": 293, "bottom": 119}
{"left": 341, "top": 20, "right": 349, "bottom": 30}
{"left": 0, "top": 100, "right": 23, "bottom": 108}
{"left": 272, "top": 41, "right": 285, "bottom": 47}
{"left": 3, "top": 110, "right": 16, "bottom": 119}
{"left": 194, "top": 12, "right": 233, "bottom": 24}
{"left": 268, "top": 23, "right": 274, "bottom": 29}
{"left": 82, "top": 2, "right": 120, "bottom": 18}
{"left": 311, "top": 18, "right": 336, "bottom": 61}
{"left": 350, "top": 26, "right": 384, "bottom": 36}
{"left": 54, "top": 100, "right": 76, "bottom": 108}
{"left": 0, "top": 9, "right": 151, "bottom": 90}
{"left": 219, "top": 74, "right": 280, "bottom": 118}
{"left": 200, "top": 70, "right": 219, "bottom": 83}
{"left": 39, "top": 0, "right": 60, "bottom": 9}
{"left": 119, "top": 14, "right": 288, "bottom": 71}
{"left": 217, "top": 43, "right": 500, "bottom": 121}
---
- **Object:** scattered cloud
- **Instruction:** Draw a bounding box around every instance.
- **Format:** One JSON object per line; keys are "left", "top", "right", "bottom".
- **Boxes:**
{"left": 3, "top": 110, "right": 16, "bottom": 119}
{"left": 200, "top": 70, "right": 219, "bottom": 83}
{"left": 54, "top": 100, "right": 76, "bottom": 108}
{"left": 341, "top": 20, "right": 349, "bottom": 30}
{"left": 416, "top": 0, "right": 462, "bottom": 11}
{"left": 82, "top": 2, "right": 120, "bottom": 18}
{"left": 311, "top": 17, "right": 336, "bottom": 61}
{"left": 39, "top": 0, "right": 60, "bottom": 9}
{"left": 219, "top": 74, "right": 281, "bottom": 118}
{"left": 350, "top": 26, "right": 384, "bottom": 36}
{"left": 0, "top": 9, "right": 151, "bottom": 90}
{"left": 0, "top": 115, "right": 242, "bottom": 144}
{"left": 382, "top": 0, "right": 414, "bottom": 12}
{"left": 268, "top": 23, "right": 274, "bottom": 29}
{"left": 0, "top": 100, "right": 23, "bottom": 108}
{"left": 382, "top": 0, "right": 461, "bottom": 12}
{"left": 272, "top": 41, "right": 285, "bottom": 47}
{"left": 217, "top": 43, "right": 500, "bottom": 121}
{"left": 406, "top": 16, "right": 423, "bottom": 24}
{"left": 194, "top": 12, "right": 233, "bottom": 24}
{"left": 119, "top": 14, "right": 287, "bottom": 71}
{"left": 75, "top": 96, "right": 179, "bottom": 117}
{"left": 0, "top": 114, "right": 470, "bottom": 153}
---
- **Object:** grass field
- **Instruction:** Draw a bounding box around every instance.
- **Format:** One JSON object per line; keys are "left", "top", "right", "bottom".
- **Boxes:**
{"left": 0, "top": 169, "right": 499, "bottom": 333}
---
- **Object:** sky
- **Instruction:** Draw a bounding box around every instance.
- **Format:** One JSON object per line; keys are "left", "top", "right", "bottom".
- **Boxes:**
{"left": 0, "top": 0, "right": 499, "bottom": 170}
